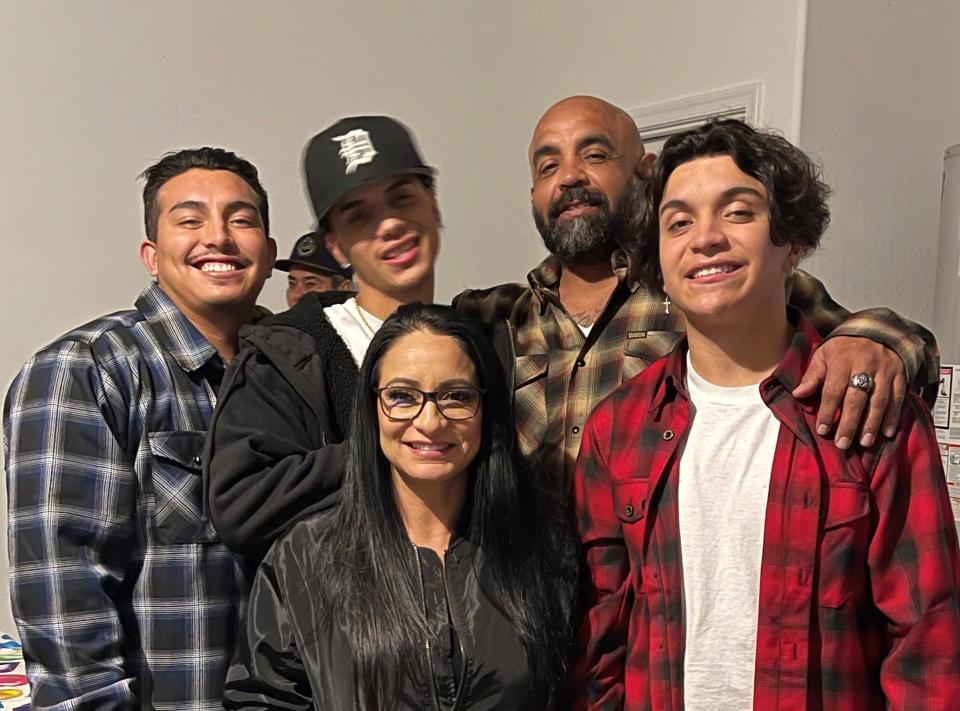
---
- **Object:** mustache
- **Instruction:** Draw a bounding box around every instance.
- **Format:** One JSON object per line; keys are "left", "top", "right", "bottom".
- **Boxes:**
{"left": 548, "top": 187, "right": 607, "bottom": 220}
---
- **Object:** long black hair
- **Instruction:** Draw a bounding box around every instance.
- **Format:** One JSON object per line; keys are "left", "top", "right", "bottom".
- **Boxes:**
{"left": 313, "top": 303, "right": 575, "bottom": 709}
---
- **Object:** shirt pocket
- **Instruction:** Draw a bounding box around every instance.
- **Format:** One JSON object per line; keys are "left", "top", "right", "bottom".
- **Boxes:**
{"left": 146, "top": 430, "right": 219, "bottom": 544}
{"left": 818, "top": 481, "right": 870, "bottom": 608}
{"left": 514, "top": 353, "right": 547, "bottom": 389}
{"left": 613, "top": 479, "right": 649, "bottom": 589}
{"left": 613, "top": 479, "right": 649, "bottom": 524}
{"left": 622, "top": 332, "right": 679, "bottom": 381}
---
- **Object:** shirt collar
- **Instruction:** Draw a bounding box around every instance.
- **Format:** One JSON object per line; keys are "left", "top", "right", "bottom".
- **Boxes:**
{"left": 525, "top": 248, "right": 641, "bottom": 313}
{"left": 135, "top": 282, "right": 221, "bottom": 373}
{"left": 651, "top": 307, "right": 822, "bottom": 411}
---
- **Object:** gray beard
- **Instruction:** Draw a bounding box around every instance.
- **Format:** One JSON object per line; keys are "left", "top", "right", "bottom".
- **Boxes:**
{"left": 534, "top": 206, "right": 616, "bottom": 262}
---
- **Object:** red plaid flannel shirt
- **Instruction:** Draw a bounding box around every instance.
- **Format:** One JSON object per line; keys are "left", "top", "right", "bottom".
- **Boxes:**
{"left": 572, "top": 312, "right": 960, "bottom": 711}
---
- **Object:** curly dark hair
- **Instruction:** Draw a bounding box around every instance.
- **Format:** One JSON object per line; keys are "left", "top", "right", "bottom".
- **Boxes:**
{"left": 139, "top": 147, "right": 270, "bottom": 241}
{"left": 628, "top": 118, "right": 831, "bottom": 293}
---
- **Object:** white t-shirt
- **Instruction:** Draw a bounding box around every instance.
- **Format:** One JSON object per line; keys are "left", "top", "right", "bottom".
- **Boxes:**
{"left": 323, "top": 299, "right": 383, "bottom": 367}
{"left": 678, "top": 354, "right": 780, "bottom": 710}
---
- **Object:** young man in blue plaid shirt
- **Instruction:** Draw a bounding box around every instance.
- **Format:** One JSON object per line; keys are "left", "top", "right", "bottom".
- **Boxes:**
{"left": 3, "top": 147, "right": 276, "bottom": 710}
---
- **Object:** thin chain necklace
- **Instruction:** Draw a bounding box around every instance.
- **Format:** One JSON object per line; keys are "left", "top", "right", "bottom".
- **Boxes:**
{"left": 351, "top": 297, "right": 378, "bottom": 338}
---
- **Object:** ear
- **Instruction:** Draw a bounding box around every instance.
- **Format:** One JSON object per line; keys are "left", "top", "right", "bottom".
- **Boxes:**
{"left": 428, "top": 192, "right": 444, "bottom": 229}
{"left": 265, "top": 237, "right": 278, "bottom": 279}
{"left": 324, "top": 231, "right": 348, "bottom": 266}
{"left": 139, "top": 239, "right": 159, "bottom": 279}
{"left": 636, "top": 151, "right": 657, "bottom": 178}
{"left": 785, "top": 243, "right": 804, "bottom": 272}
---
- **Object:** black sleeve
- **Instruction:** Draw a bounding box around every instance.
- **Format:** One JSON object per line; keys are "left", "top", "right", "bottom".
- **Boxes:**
{"left": 222, "top": 548, "right": 314, "bottom": 710}
{"left": 205, "top": 346, "right": 347, "bottom": 556}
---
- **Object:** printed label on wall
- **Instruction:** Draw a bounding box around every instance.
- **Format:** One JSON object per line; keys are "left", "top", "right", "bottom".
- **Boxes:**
{"left": 934, "top": 365, "right": 960, "bottom": 532}
{"left": 934, "top": 366, "right": 953, "bottom": 429}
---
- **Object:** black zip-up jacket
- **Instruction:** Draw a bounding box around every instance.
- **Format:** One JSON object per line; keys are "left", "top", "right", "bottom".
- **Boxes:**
{"left": 204, "top": 292, "right": 516, "bottom": 557}
{"left": 222, "top": 509, "right": 557, "bottom": 710}
{"left": 205, "top": 291, "right": 356, "bottom": 558}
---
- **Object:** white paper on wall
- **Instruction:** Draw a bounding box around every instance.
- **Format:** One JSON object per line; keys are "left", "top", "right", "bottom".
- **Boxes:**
{"left": 933, "top": 365, "right": 960, "bottom": 532}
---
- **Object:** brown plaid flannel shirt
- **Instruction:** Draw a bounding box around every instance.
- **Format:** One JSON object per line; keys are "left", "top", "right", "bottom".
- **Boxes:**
{"left": 453, "top": 250, "right": 938, "bottom": 491}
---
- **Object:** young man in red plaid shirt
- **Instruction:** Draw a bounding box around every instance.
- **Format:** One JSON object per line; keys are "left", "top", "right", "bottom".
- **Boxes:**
{"left": 572, "top": 119, "right": 960, "bottom": 710}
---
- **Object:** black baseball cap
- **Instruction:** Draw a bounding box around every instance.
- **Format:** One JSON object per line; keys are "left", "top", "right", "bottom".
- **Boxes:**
{"left": 303, "top": 115, "right": 434, "bottom": 223}
{"left": 274, "top": 232, "right": 353, "bottom": 278}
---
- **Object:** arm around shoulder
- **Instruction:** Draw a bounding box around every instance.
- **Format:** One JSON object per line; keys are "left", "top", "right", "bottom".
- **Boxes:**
{"left": 452, "top": 283, "right": 527, "bottom": 323}
{"left": 789, "top": 268, "right": 938, "bottom": 393}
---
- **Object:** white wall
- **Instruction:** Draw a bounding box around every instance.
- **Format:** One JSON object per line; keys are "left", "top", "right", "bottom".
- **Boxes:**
{"left": 800, "top": 0, "right": 960, "bottom": 325}
{"left": 0, "top": 1, "right": 806, "bottom": 634}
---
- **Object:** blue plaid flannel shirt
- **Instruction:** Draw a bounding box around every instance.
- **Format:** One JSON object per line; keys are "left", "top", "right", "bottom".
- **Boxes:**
{"left": 4, "top": 283, "right": 248, "bottom": 710}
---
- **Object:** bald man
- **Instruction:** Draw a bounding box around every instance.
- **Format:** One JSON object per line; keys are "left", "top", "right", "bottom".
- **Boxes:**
{"left": 454, "top": 95, "right": 938, "bottom": 490}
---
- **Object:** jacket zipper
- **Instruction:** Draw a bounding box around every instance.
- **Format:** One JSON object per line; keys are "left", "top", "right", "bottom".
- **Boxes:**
{"left": 413, "top": 545, "right": 442, "bottom": 711}
{"left": 442, "top": 557, "right": 468, "bottom": 711}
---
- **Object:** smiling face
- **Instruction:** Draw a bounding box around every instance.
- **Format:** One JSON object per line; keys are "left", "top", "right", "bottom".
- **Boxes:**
{"left": 658, "top": 155, "right": 801, "bottom": 329}
{"left": 529, "top": 96, "right": 653, "bottom": 262}
{"left": 376, "top": 330, "right": 482, "bottom": 490}
{"left": 139, "top": 168, "right": 276, "bottom": 321}
{"left": 324, "top": 175, "right": 438, "bottom": 305}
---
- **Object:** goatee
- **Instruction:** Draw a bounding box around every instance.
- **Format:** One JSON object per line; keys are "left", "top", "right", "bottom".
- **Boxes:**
{"left": 534, "top": 184, "right": 629, "bottom": 262}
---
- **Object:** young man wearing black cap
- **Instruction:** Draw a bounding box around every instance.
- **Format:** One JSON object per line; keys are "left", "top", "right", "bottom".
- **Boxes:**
{"left": 276, "top": 231, "right": 354, "bottom": 307}
{"left": 206, "top": 116, "right": 443, "bottom": 554}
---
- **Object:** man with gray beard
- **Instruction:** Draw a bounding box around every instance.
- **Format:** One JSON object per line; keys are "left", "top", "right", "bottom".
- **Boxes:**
{"left": 454, "top": 95, "right": 938, "bottom": 491}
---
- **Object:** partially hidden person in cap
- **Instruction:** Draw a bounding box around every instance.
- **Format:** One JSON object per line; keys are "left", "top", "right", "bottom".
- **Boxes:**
{"left": 205, "top": 116, "right": 448, "bottom": 556}
{"left": 276, "top": 231, "right": 354, "bottom": 307}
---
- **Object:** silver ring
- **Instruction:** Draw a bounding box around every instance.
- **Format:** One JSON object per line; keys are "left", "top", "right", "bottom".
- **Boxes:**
{"left": 848, "top": 372, "right": 874, "bottom": 393}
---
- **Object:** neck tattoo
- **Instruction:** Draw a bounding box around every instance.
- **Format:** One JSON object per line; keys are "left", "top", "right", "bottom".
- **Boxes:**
{"left": 570, "top": 304, "right": 603, "bottom": 327}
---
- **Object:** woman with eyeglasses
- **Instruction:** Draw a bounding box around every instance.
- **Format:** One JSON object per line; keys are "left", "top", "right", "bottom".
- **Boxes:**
{"left": 223, "top": 303, "right": 577, "bottom": 710}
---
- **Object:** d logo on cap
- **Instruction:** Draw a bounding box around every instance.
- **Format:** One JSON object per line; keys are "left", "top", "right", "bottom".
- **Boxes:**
{"left": 303, "top": 116, "right": 434, "bottom": 223}
{"left": 332, "top": 129, "right": 378, "bottom": 175}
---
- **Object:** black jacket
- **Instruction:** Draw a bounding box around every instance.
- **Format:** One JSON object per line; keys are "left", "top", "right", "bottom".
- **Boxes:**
{"left": 204, "top": 293, "right": 516, "bottom": 556}
{"left": 222, "top": 509, "right": 556, "bottom": 710}
{"left": 204, "top": 291, "right": 357, "bottom": 557}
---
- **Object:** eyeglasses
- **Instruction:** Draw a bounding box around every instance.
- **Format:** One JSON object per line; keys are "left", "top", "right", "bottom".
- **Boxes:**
{"left": 374, "top": 385, "right": 484, "bottom": 421}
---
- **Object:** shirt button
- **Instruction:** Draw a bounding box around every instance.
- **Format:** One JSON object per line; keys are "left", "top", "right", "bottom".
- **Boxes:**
{"left": 624, "top": 504, "right": 635, "bottom": 517}
{"left": 662, "top": 430, "right": 674, "bottom": 441}
{"left": 576, "top": 358, "right": 586, "bottom": 367}
{"left": 572, "top": 426, "right": 580, "bottom": 434}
